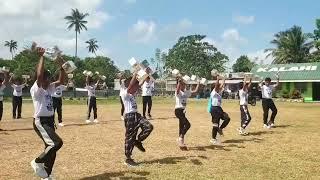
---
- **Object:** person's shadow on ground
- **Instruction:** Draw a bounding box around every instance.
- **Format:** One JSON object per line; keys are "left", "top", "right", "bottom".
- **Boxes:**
{"left": 80, "top": 171, "right": 150, "bottom": 180}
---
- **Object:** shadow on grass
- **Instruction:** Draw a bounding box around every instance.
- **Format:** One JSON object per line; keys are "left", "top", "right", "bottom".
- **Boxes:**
{"left": 248, "top": 130, "right": 283, "bottom": 136}
{"left": 0, "top": 127, "right": 33, "bottom": 132}
{"left": 274, "top": 124, "right": 291, "bottom": 128}
{"left": 142, "top": 155, "right": 207, "bottom": 165}
{"left": 188, "top": 145, "right": 232, "bottom": 152}
{"left": 223, "top": 137, "right": 263, "bottom": 144}
{"left": 63, "top": 123, "right": 93, "bottom": 127}
{"left": 80, "top": 171, "right": 150, "bottom": 180}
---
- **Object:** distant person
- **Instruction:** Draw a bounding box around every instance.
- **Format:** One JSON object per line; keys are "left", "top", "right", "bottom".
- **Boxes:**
{"left": 141, "top": 76, "right": 154, "bottom": 119}
{"left": 119, "top": 76, "right": 125, "bottom": 120}
{"left": 175, "top": 78, "right": 200, "bottom": 150}
{"left": 85, "top": 75, "right": 100, "bottom": 124}
{"left": 0, "top": 72, "right": 8, "bottom": 127}
{"left": 120, "top": 73, "right": 153, "bottom": 166}
{"left": 237, "top": 76, "right": 252, "bottom": 135}
{"left": 259, "top": 76, "right": 279, "bottom": 128}
{"left": 30, "top": 48, "right": 65, "bottom": 179}
{"left": 9, "top": 75, "right": 27, "bottom": 119}
{"left": 51, "top": 75, "right": 67, "bottom": 127}
{"left": 209, "top": 75, "right": 231, "bottom": 145}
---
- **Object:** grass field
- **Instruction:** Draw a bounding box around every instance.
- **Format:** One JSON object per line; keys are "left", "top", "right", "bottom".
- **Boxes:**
{"left": 0, "top": 98, "right": 320, "bottom": 180}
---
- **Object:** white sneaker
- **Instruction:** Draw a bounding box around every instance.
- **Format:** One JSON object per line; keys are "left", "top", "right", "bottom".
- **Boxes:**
{"left": 41, "top": 174, "right": 54, "bottom": 180}
{"left": 263, "top": 124, "right": 271, "bottom": 129}
{"left": 31, "top": 159, "right": 48, "bottom": 178}
{"left": 120, "top": 116, "right": 124, "bottom": 120}
{"left": 93, "top": 119, "right": 99, "bottom": 123}
{"left": 85, "top": 120, "right": 91, "bottom": 124}
{"left": 210, "top": 139, "right": 221, "bottom": 146}
{"left": 270, "top": 123, "right": 275, "bottom": 128}
{"left": 238, "top": 127, "right": 248, "bottom": 135}
{"left": 58, "top": 123, "right": 64, "bottom": 127}
{"left": 177, "top": 137, "right": 185, "bottom": 147}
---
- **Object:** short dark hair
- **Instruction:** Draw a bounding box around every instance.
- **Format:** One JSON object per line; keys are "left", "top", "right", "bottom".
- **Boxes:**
{"left": 265, "top": 77, "right": 271, "bottom": 82}
{"left": 239, "top": 82, "right": 244, "bottom": 89}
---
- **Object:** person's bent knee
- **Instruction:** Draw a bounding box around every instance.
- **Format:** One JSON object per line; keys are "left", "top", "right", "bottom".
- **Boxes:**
{"left": 54, "top": 139, "right": 63, "bottom": 150}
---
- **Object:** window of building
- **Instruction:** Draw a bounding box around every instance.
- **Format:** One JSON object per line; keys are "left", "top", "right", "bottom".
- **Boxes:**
{"left": 294, "top": 82, "right": 307, "bottom": 94}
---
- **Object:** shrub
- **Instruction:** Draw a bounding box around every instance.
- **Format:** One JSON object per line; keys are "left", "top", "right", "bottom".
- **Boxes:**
{"left": 281, "top": 89, "right": 290, "bottom": 98}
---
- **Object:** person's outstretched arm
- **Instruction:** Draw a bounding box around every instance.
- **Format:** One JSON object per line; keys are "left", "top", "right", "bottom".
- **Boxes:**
{"left": 127, "top": 73, "right": 138, "bottom": 94}
{"left": 191, "top": 82, "right": 200, "bottom": 94}
{"left": 36, "top": 48, "right": 46, "bottom": 87}
{"left": 52, "top": 57, "right": 66, "bottom": 87}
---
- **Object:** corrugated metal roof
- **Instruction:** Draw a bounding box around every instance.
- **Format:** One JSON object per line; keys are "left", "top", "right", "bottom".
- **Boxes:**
{"left": 250, "top": 62, "right": 320, "bottom": 81}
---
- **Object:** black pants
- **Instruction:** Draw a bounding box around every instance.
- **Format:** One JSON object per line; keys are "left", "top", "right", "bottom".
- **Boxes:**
{"left": 142, "top": 96, "right": 152, "bottom": 117}
{"left": 87, "top": 96, "right": 97, "bottom": 119}
{"left": 262, "top": 99, "right": 278, "bottom": 125}
{"left": 52, "top": 97, "right": 63, "bottom": 123}
{"left": 175, "top": 108, "right": 191, "bottom": 137}
{"left": 33, "top": 116, "right": 63, "bottom": 176}
{"left": 211, "top": 106, "right": 230, "bottom": 139}
{"left": 240, "top": 105, "right": 252, "bottom": 129}
{"left": 120, "top": 96, "right": 124, "bottom": 116}
{"left": 12, "top": 96, "right": 22, "bottom": 118}
{"left": 0, "top": 101, "right": 3, "bottom": 121}
{"left": 124, "top": 112, "right": 153, "bottom": 159}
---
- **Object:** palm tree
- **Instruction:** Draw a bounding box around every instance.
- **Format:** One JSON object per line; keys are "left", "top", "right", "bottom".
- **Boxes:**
{"left": 4, "top": 40, "right": 18, "bottom": 60}
{"left": 265, "top": 26, "right": 313, "bottom": 64}
{"left": 85, "top": 38, "right": 99, "bottom": 56}
{"left": 64, "top": 8, "right": 89, "bottom": 58}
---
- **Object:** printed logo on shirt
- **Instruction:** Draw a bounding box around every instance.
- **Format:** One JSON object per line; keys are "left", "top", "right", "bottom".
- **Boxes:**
{"left": 45, "top": 94, "right": 53, "bottom": 111}
{"left": 130, "top": 96, "right": 137, "bottom": 109}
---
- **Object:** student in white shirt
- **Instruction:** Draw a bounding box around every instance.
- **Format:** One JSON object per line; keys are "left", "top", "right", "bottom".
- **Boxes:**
{"left": 119, "top": 78, "right": 125, "bottom": 120}
{"left": 209, "top": 75, "right": 231, "bottom": 145}
{"left": 51, "top": 76, "right": 67, "bottom": 127}
{"left": 85, "top": 75, "right": 100, "bottom": 123}
{"left": 9, "top": 75, "right": 27, "bottom": 119}
{"left": 120, "top": 73, "right": 153, "bottom": 167}
{"left": 175, "top": 78, "right": 200, "bottom": 150}
{"left": 141, "top": 77, "right": 154, "bottom": 119}
{"left": 259, "top": 76, "right": 279, "bottom": 128}
{"left": 237, "top": 76, "right": 252, "bottom": 135}
{"left": 30, "top": 48, "right": 65, "bottom": 179}
{"left": 0, "top": 72, "right": 8, "bottom": 125}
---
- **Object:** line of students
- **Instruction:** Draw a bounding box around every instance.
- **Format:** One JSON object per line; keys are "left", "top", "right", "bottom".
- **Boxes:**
{"left": 23, "top": 49, "right": 279, "bottom": 178}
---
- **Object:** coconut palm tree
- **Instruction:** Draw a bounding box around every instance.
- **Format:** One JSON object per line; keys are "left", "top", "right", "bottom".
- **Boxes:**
{"left": 64, "top": 8, "right": 89, "bottom": 58}
{"left": 4, "top": 40, "right": 18, "bottom": 60}
{"left": 85, "top": 38, "right": 99, "bottom": 56}
{"left": 265, "top": 25, "right": 313, "bottom": 64}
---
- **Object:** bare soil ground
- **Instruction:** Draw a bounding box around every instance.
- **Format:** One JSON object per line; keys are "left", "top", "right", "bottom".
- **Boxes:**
{"left": 0, "top": 99, "right": 320, "bottom": 180}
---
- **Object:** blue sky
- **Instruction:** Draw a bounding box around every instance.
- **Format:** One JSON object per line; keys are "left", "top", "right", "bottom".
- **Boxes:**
{"left": 0, "top": 0, "right": 319, "bottom": 70}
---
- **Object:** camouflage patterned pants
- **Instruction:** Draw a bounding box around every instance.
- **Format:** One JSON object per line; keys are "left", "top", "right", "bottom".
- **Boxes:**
{"left": 124, "top": 112, "right": 153, "bottom": 159}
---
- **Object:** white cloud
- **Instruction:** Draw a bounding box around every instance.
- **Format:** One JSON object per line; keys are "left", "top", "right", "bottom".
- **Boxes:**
{"left": 222, "top": 28, "right": 247, "bottom": 43}
{"left": 128, "top": 20, "right": 156, "bottom": 43}
{"left": 247, "top": 49, "right": 274, "bottom": 64}
{"left": 160, "top": 19, "right": 193, "bottom": 40}
{"left": 0, "top": 0, "right": 110, "bottom": 59}
{"left": 232, "top": 15, "right": 255, "bottom": 25}
{"left": 202, "top": 37, "right": 216, "bottom": 46}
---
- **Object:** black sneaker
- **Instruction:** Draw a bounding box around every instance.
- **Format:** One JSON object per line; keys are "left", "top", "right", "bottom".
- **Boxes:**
{"left": 218, "top": 128, "right": 224, "bottom": 136}
{"left": 124, "top": 158, "right": 139, "bottom": 167}
{"left": 134, "top": 141, "right": 146, "bottom": 152}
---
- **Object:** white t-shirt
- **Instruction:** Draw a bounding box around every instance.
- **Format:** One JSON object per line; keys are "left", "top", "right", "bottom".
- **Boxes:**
{"left": 0, "top": 84, "right": 6, "bottom": 101}
{"left": 142, "top": 81, "right": 154, "bottom": 96}
{"left": 52, "top": 85, "right": 66, "bottom": 98}
{"left": 261, "top": 85, "right": 275, "bottom": 99}
{"left": 12, "top": 84, "right": 25, "bottom": 96}
{"left": 211, "top": 89, "right": 222, "bottom": 107}
{"left": 85, "top": 84, "right": 97, "bottom": 97}
{"left": 120, "top": 89, "right": 138, "bottom": 114}
{"left": 175, "top": 90, "right": 192, "bottom": 109}
{"left": 30, "top": 82, "right": 55, "bottom": 118}
{"left": 119, "top": 83, "right": 125, "bottom": 96}
{"left": 239, "top": 89, "right": 248, "bottom": 105}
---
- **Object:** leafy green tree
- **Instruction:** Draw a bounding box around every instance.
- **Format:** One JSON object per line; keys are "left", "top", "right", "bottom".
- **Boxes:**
{"left": 4, "top": 40, "right": 18, "bottom": 60}
{"left": 86, "top": 38, "right": 99, "bottom": 56}
{"left": 313, "top": 19, "right": 320, "bottom": 50}
{"left": 65, "top": 8, "right": 89, "bottom": 58}
{"left": 165, "top": 35, "right": 228, "bottom": 79}
{"left": 232, "top": 55, "right": 256, "bottom": 72}
{"left": 265, "top": 25, "right": 313, "bottom": 64}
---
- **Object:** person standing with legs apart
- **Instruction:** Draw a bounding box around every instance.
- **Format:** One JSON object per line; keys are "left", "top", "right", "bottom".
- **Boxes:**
{"left": 9, "top": 75, "right": 27, "bottom": 119}
{"left": 209, "top": 75, "right": 231, "bottom": 146}
{"left": 30, "top": 48, "right": 65, "bottom": 179}
{"left": 119, "top": 75, "right": 125, "bottom": 121}
{"left": 85, "top": 75, "right": 99, "bottom": 124}
{"left": 259, "top": 76, "right": 279, "bottom": 128}
{"left": 142, "top": 77, "right": 154, "bottom": 119}
{"left": 237, "top": 76, "right": 252, "bottom": 135}
{"left": 51, "top": 78, "right": 67, "bottom": 127}
{"left": 175, "top": 78, "right": 200, "bottom": 150}
{"left": 120, "top": 73, "right": 153, "bottom": 167}
{"left": 0, "top": 72, "right": 8, "bottom": 129}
